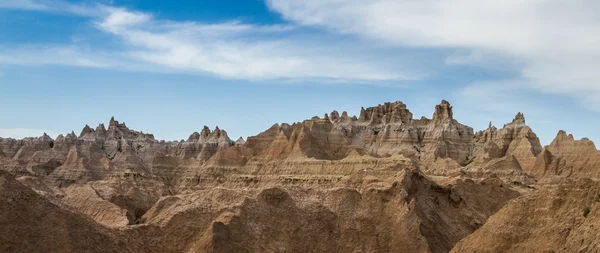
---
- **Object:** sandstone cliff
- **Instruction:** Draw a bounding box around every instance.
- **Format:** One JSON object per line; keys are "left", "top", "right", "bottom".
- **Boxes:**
{"left": 530, "top": 130, "right": 600, "bottom": 179}
{"left": 472, "top": 113, "right": 542, "bottom": 170}
{"left": 1, "top": 99, "right": 595, "bottom": 253}
{"left": 457, "top": 113, "right": 543, "bottom": 184}
{"left": 127, "top": 169, "right": 519, "bottom": 253}
{"left": 451, "top": 178, "right": 600, "bottom": 253}
{"left": 0, "top": 170, "right": 145, "bottom": 253}
{"left": 187, "top": 100, "right": 474, "bottom": 184}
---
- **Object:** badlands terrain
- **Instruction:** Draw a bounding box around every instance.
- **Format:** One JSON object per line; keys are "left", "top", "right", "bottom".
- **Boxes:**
{"left": 1, "top": 100, "right": 599, "bottom": 253}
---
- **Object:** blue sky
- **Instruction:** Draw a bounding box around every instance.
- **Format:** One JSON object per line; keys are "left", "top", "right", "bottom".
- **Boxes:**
{"left": 0, "top": 0, "right": 599, "bottom": 145}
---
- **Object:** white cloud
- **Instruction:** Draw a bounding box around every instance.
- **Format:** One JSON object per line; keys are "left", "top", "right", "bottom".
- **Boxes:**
{"left": 89, "top": 7, "right": 415, "bottom": 81}
{"left": 5, "top": 0, "right": 599, "bottom": 97}
{"left": 0, "top": 0, "right": 105, "bottom": 17}
{"left": 267, "top": 0, "right": 600, "bottom": 108}
{"left": 0, "top": 128, "right": 60, "bottom": 139}
{"left": 98, "top": 6, "right": 150, "bottom": 31}
{"left": 0, "top": 2, "right": 419, "bottom": 82}
{"left": 0, "top": 46, "right": 110, "bottom": 68}
{"left": 0, "top": 0, "right": 47, "bottom": 10}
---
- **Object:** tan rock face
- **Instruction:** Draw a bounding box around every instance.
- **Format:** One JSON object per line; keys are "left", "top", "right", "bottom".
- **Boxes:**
{"left": 0, "top": 170, "right": 144, "bottom": 253}
{"left": 1, "top": 118, "right": 235, "bottom": 187}
{"left": 128, "top": 169, "right": 519, "bottom": 253}
{"left": 451, "top": 178, "right": 600, "bottom": 253}
{"left": 201, "top": 100, "right": 473, "bottom": 179}
{"left": 3, "top": 99, "right": 598, "bottom": 253}
{"left": 530, "top": 130, "right": 600, "bottom": 179}
{"left": 351, "top": 100, "right": 474, "bottom": 167}
{"left": 473, "top": 113, "right": 542, "bottom": 166}
{"left": 467, "top": 113, "right": 543, "bottom": 183}
{"left": 61, "top": 184, "right": 131, "bottom": 228}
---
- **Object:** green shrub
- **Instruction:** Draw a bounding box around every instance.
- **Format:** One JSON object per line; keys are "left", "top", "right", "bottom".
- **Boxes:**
{"left": 584, "top": 207, "right": 591, "bottom": 217}
{"left": 48, "top": 141, "right": 54, "bottom": 149}
{"left": 596, "top": 193, "right": 600, "bottom": 202}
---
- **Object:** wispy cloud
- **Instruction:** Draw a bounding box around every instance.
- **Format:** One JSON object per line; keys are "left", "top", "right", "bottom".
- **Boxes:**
{"left": 0, "top": 2, "right": 420, "bottom": 82}
{"left": 91, "top": 7, "right": 415, "bottom": 81}
{"left": 0, "top": 0, "right": 106, "bottom": 16}
{"left": 0, "top": 45, "right": 110, "bottom": 68}
{"left": 0, "top": 0, "right": 47, "bottom": 10}
{"left": 267, "top": 0, "right": 600, "bottom": 108}
{"left": 5, "top": 0, "right": 600, "bottom": 103}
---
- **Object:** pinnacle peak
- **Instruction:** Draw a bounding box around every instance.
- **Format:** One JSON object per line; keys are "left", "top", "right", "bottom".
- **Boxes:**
{"left": 512, "top": 112, "right": 526, "bottom": 124}
{"left": 433, "top": 100, "right": 453, "bottom": 123}
{"left": 330, "top": 110, "right": 340, "bottom": 121}
{"left": 109, "top": 116, "right": 118, "bottom": 127}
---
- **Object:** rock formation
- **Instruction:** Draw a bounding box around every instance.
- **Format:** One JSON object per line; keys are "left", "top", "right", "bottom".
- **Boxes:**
{"left": 127, "top": 169, "right": 519, "bottom": 253}
{"left": 199, "top": 100, "right": 473, "bottom": 175}
{"left": 0, "top": 99, "right": 598, "bottom": 253}
{"left": 530, "top": 130, "right": 600, "bottom": 179}
{"left": 451, "top": 178, "right": 600, "bottom": 253}
{"left": 472, "top": 112, "right": 542, "bottom": 169}
{"left": 0, "top": 170, "right": 145, "bottom": 253}
{"left": 0, "top": 118, "right": 234, "bottom": 186}
{"left": 457, "top": 113, "right": 544, "bottom": 184}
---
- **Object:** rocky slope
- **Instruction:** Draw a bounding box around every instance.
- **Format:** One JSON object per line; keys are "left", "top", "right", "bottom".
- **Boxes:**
{"left": 457, "top": 113, "right": 543, "bottom": 184}
{"left": 451, "top": 178, "right": 600, "bottom": 253}
{"left": 530, "top": 131, "right": 600, "bottom": 180}
{"left": 0, "top": 170, "right": 145, "bottom": 253}
{"left": 472, "top": 112, "right": 543, "bottom": 170}
{"left": 124, "top": 168, "right": 519, "bottom": 253}
{"left": 184, "top": 100, "right": 475, "bottom": 188}
{"left": 0, "top": 99, "right": 598, "bottom": 252}
{"left": 0, "top": 117, "right": 234, "bottom": 185}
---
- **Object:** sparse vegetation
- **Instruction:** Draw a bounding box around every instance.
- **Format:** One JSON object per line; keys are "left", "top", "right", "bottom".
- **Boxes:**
{"left": 584, "top": 207, "right": 591, "bottom": 217}
{"left": 596, "top": 193, "right": 600, "bottom": 202}
{"left": 461, "top": 156, "right": 476, "bottom": 167}
{"left": 411, "top": 160, "right": 420, "bottom": 170}
{"left": 48, "top": 141, "right": 54, "bottom": 149}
